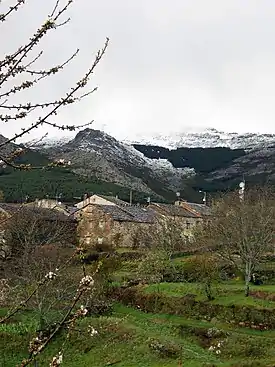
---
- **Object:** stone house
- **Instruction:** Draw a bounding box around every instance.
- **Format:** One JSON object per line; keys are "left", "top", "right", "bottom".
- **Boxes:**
{"left": 74, "top": 193, "right": 212, "bottom": 249}
{"left": 148, "top": 201, "right": 212, "bottom": 241}
{"left": 148, "top": 202, "right": 202, "bottom": 240}
{"left": 76, "top": 202, "right": 155, "bottom": 249}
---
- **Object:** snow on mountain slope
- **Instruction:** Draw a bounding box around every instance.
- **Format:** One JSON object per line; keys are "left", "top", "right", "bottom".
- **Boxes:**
{"left": 33, "top": 129, "right": 194, "bottom": 197}
{"left": 31, "top": 127, "right": 275, "bottom": 151}
{"left": 124, "top": 128, "right": 275, "bottom": 150}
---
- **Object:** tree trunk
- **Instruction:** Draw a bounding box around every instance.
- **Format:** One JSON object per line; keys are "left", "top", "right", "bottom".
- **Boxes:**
{"left": 245, "top": 261, "right": 252, "bottom": 297}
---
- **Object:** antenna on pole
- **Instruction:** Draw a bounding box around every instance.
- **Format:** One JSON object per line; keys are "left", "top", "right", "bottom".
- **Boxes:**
{"left": 199, "top": 190, "right": 207, "bottom": 205}
{"left": 239, "top": 180, "right": 245, "bottom": 202}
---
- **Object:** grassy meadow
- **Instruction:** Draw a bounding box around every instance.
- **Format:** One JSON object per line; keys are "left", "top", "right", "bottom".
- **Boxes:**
{"left": 2, "top": 252, "right": 275, "bottom": 367}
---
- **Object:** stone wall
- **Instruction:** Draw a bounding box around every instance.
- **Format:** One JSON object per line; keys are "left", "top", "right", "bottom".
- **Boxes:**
{"left": 76, "top": 205, "right": 152, "bottom": 249}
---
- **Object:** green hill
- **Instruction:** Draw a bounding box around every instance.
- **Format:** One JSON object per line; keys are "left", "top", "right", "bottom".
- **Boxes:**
{"left": 0, "top": 148, "right": 161, "bottom": 204}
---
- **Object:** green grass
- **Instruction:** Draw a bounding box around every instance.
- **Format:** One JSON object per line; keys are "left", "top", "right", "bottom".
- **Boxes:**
{"left": 0, "top": 305, "right": 217, "bottom": 367}
{"left": 2, "top": 255, "right": 275, "bottom": 367}
{"left": 144, "top": 281, "right": 275, "bottom": 308}
{"left": 2, "top": 304, "right": 275, "bottom": 367}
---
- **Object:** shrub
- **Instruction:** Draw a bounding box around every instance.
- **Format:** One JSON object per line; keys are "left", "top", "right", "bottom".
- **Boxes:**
{"left": 148, "top": 338, "right": 182, "bottom": 358}
{"left": 87, "top": 298, "right": 113, "bottom": 316}
{"left": 223, "top": 336, "right": 271, "bottom": 358}
{"left": 114, "top": 286, "right": 275, "bottom": 329}
{"left": 136, "top": 250, "right": 173, "bottom": 284}
{"left": 117, "top": 251, "right": 144, "bottom": 261}
{"left": 179, "top": 325, "right": 229, "bottom": 349}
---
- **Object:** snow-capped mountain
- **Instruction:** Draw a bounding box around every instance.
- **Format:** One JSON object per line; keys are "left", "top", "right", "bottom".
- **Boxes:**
{"left": 33, "top": 128, "right": 194, "bottom": 199}
{"left": 125, "top": 128, "right": 275, "bottom": 150}
{"left": 29, "top": 128, "right": 275, "bottom": 199}
{"left": 31, "top": 127, "right": 275, "bottom": 151}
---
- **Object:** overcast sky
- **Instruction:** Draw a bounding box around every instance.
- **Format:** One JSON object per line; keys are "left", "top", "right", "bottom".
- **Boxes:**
{"left": 1, "top": 0, "right": 275, "bottom": 142}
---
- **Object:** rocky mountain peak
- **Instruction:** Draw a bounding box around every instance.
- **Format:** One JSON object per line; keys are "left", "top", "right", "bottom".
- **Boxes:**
{"left": 67, "top": 128, "right": 118, "bottom": 154}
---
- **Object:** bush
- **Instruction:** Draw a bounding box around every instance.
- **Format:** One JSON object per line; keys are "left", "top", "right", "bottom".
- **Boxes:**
{"left": 163, "top": 257, "right": 236, "bottom": 283}
{"left": 117, "top": 251, "right": 144, "bottom": 261}
{"left": 136, "top": 250, "right": 173, "bottom": 284}
{"left": 148, "top": 338, "right": 182, "bottom": 358}
{"left": 223, "top": 336, "right": 271, "bottom": 358}
{"left": 114, "top": 286, "right": 275, "bottom": 329}
{"left": 87, "top": 298, "right": 113, "bottom": 316}
{"left": 179, "top": 324, "right": 229, "bottom": 349}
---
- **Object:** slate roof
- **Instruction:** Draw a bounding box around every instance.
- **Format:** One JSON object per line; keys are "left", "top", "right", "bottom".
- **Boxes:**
{"left": 184, "top": 202, "right": 212, "bottom": 217}
{"left": 64, "top": 206, "right": 79, "bottom": 216}
{"left": 0, "top": 203, "right": 75, "bottom": 222}
{"left": 97, "top": 204, "right": 155, "bottom": 223}
{"left": 99, "top": 195, "right": 130, "bottom": 207}
{"left": 0, "top": 203, "right": 23, "bottom": 215}
{"left": 149, "top": 203, "right": 199, "bottom": 218}
{"left": 121, "top": 206, "right": 155, "bottom": 223}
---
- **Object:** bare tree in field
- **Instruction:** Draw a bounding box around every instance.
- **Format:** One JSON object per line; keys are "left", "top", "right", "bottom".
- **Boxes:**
{"left": 0, "top": 206, "right": 77, "bottom": 325}
{"left": 0, "top": 0, "right": 109, "bottom": 169}
{"left": 1, "top": 206, "right": 76, "bottom": 271}
{"left": 195, "top": 187, "right": 275, "bottom": 296}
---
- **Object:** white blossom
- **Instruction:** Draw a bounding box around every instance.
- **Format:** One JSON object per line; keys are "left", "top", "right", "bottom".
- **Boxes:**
{"left": 88, "top": 326, "right": 98, "bottom": 337}
{"left": 80, "top": 305, "right": 88, "bottom": 316}
{"left": 80, "top": 275, "right": 94, "bottom": 288}
{"left": 50, "top": 351, "right": 63, "bottom": 366}
{"left": 216, "top": 349, "right": 221, "bottom": 354}
{"left": 45, "top": 271, "right": 57, "bottom": 280}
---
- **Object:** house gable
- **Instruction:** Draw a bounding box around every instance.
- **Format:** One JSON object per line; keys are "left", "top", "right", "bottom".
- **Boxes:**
{"left": 75, "top": 194, "right": 129, "bottom": 209}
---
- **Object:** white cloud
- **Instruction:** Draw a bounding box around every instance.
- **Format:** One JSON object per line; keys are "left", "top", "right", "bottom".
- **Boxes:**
{"left": 1, "top": 0, "right": 275, "bottom": 144}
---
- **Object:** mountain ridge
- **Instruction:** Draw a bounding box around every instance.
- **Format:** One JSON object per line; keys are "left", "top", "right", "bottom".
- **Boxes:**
{"left": 30, "top": 127, "right": 275, "bottom": 196}
{"left": 125, "top": 128, "right": 275, "bottom": 150}
{"left": 32, "top": 127, "right": 275, "bottom": 151}
{"left": 35, "top": 128, "right": 195, "bottom": 200}
{"left": 0, "top": 128, "right": 274, "bottom": 204}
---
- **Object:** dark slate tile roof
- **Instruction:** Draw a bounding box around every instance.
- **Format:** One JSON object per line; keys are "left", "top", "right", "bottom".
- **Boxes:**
{"left": 184, "top": 202, "right": 212, "bottom": 217}
{"left": 100, "top": 205, "right": 133, "bottom": 222}
{"left": 99, "top": 205, "right": 155, "bottom": 223}
{"left": 149, "top": 203, "right": 199, "bottom": 218}
{"left": 121, "top": 206, "right": 155, "bottom": 223}
{"left": 0, "top": 203, "right": 23, "bottom": 215}
{"left": 26, "top": 206, "right": 76, "bottom": 222}
{"left": 65, "top": 206, "right": 79, "bottom": 216}
{"left": 0, "top": 203, "right": 75, "bottom": 222}
{"left": 99, "top": 195, "right": 130, "bottom": 207}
